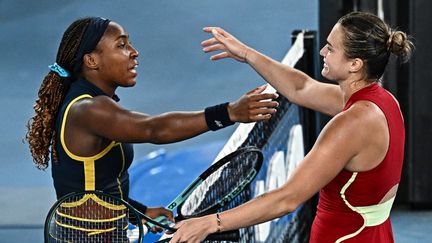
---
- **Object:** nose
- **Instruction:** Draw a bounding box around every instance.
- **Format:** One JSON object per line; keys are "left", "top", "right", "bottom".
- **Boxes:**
{"left": 319, "top": 46, "right": 326, "bottom": 57}
{"left": 130, "top": 44, "right": 139, "bottom": 58}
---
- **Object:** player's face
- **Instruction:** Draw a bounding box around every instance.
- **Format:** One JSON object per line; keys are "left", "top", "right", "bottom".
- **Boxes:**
{"left": 319, "top": 24, "right": 352, "bottom": 82}
{"left": 94, "top": 22, "right": 139, "bottom": 87}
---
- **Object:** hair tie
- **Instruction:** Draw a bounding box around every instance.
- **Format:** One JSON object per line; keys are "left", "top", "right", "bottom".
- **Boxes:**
{"left": 48, "top": 62, "right": 71, "bottom": 78}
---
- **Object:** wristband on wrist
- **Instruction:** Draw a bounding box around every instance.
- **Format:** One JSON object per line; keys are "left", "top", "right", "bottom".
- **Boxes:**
{"left": 127, "top": 198, "right": 147, "bottom": 225}
{"left": 128, "top": 198, "right": 147, "bottom": 214}
{"left": 204, "top": 102, "right": 234, "bottom": 131}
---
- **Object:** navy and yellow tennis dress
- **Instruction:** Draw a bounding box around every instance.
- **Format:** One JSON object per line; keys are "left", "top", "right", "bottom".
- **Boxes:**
{"left": 52, "top": 78, "right": 134, "bottom": 201}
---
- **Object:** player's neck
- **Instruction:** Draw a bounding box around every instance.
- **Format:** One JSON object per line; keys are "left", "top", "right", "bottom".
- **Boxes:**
{"left": 339, "top": 78, "right": 375, "bottom": 104}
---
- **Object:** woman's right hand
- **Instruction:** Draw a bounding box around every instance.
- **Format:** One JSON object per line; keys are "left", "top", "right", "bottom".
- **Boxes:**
{"left": 202, "top": 27, "right": 251, "bottom": 63}
{"left": 228, "top": 85, "right": 278, "bottom": 123}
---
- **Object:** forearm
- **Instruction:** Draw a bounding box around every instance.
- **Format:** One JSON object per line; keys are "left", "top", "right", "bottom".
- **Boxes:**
{"left": 245, "top": 48, "right": 312, "bottom": 104}
{"left": 218, "top": 187, "right": 298, "bottom": 232}
{"left": 143, "top": 111, "right": 209, "bottom": 144}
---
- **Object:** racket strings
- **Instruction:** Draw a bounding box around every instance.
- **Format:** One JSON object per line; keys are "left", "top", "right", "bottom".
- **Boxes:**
{"left": 180, "top": 151, "right": 260, "bottom": 217}
{"left": 48, "top": 194, "right": 134, "bottom": 242}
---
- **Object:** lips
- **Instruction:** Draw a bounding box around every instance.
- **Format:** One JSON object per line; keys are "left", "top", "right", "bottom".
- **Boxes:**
{"left": 129, "top": 63, "right": 138, "bottom": 70}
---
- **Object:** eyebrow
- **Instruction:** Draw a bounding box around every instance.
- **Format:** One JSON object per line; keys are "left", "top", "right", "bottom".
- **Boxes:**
{"left": 115, "top": 34, "right": 129, "bottom": 41}
{"left": 326, "top": 41, "right": 333, "bottom": 47}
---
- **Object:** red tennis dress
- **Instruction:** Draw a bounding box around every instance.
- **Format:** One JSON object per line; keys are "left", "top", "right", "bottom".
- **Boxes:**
{"left": 310, "top": 83, "right": 405, "bottom": 242}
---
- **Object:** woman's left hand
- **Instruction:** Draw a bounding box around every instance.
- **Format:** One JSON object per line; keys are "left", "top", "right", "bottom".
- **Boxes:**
{"left": 168, "top": 215, "right": 215, "bottom": 243}
{"left": 228, "top": 85, "right": 279, "bottom": 123}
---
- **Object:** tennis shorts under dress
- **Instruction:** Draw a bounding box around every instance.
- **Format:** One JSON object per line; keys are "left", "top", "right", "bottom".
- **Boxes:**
{"left": 310, "top": 83, "right": 405, "bottom": 243}
{"left": 52, "top": 78, "right": 134, "bottom": 201}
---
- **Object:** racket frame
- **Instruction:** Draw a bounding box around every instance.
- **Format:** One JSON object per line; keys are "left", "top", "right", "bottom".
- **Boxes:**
{"left": 150, "top": 146, "right": 263, "bottom": 226}
{"left": 44, "top": 190, "right": 175, "bottom": 243}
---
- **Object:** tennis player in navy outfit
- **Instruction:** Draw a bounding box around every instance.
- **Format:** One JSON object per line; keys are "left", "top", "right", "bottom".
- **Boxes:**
{"left": 26, "top": 17, "right": 279, "bottom": 231}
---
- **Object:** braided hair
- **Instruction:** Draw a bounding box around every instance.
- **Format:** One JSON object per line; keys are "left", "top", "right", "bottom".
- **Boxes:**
{"left": 25, "top": 18, "right": 93, "bottom": 170}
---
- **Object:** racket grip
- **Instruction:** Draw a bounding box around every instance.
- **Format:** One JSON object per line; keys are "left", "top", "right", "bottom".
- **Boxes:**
{"left": 205, "top": 229, "right": 240, "bottom": 241}
{"left": 155, "top": 230, "right": 240, "bottom": 243}
{"left": 147, "top": 215, "right": 168, "bottom": 228}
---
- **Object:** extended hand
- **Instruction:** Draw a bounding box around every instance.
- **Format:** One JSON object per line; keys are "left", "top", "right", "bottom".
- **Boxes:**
{"left": 202, "top": 27, "right": 251, "bottom": 63}
{"left": 168, "top": 216, "right": 215, "bottom": 243}
{"left": 145, "top": 207, "right": 174, "bottom": 233}
{"left": 228, "top": 85, "right": 279, "bottom": 122}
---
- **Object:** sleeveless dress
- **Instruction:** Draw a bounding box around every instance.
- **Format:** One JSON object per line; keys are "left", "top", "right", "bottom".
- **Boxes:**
{"left": 52, "top": 79, "right": 134, "bottom": 201}
{"left": 310, "top": 83, "right": 405, "bottom": 242}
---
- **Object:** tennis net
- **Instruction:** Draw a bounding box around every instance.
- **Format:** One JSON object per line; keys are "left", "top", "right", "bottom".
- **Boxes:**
{"left": 181, "top": 30, "right": 320, "bottom": 243}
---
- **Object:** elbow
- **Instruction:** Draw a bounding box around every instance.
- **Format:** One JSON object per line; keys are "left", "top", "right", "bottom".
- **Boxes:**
{"left": 146, "top": 130, "right": 168, "bottom": 144}
{"left": 271, "top": 188, "right": 302, "bottom": 217}
{"left": 280, "top": 198, "right": 301, "bottom": 215}
{"left": 146, "top": 129, "right": 180, "bottom": 144}
{"left": 139, "top": 119, "right": 176, "bottom": 144}
{"left": 137, "top": 126, "right": 165, "bottom": 144}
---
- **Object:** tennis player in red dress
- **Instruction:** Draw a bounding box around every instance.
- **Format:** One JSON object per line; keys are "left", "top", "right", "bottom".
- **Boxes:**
{"left": 310, "top": 82, "right": 404, "bottom": 242}
{"left": 168, "top": 12, "right": 414, "bottom": 243}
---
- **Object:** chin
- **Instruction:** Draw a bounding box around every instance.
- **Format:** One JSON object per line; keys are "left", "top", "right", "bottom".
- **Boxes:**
{"left": 119, "top": 80, "right": 137, "bottom": 88}
{"left": 128, "top": 76, "right": 138, "bottom": 85}
{"left": 321, "top": 69, "right": 329, "bottom": 79}
{"left": 127, "top": 81, "right": 137, "bottom": 87}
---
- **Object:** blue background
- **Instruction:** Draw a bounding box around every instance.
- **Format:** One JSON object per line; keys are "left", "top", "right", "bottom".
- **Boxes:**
{"left": 0, "top": 0, "right": 318, "bottom": 241}
{"left": 1, "top": 1, "right": 430, "bottom": 242}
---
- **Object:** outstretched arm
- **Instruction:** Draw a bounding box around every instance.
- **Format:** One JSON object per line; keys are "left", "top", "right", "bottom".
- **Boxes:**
{"left": 168, "top": 104, "right": 374, "bottom": 243}
{"left": 202, "top": 27, "right": 344, "bottom": 116}
{"left": 69, "top": 85, "right": 278, "bottom": 144}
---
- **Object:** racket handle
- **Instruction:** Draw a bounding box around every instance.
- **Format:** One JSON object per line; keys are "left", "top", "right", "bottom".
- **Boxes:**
{"left": 155, "top": 230, "right": 240, "bottom": 243}
{"left": 147, "top": 215, "right": 171, "bottom": 229}
{"left": 205, "top": 229, "right": 240, "bottom": 241}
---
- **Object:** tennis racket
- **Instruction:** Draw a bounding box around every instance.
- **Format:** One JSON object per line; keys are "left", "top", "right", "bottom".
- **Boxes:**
{"left": 151, "top": 146, "right": 264, "bottom": 242}
{"left": 44, "top": 190, "right": 174, "bottom": 243}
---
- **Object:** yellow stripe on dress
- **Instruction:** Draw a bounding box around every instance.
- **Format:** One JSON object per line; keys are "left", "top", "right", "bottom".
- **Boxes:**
{"left": 59, "top": 94, "right": 117, "bottom": 191}
{"left": 59, "top": 193, "right": 126, "bottom": 210}
{"left": 116, "top": 142, "right": 126, "bottom": 199}
{"left": 54, "top": 220, "right": 117, "bottom": 236}
{"left": 336, "top": 172, "right": 396, "bottom": 242}
{"left": 56, "top": 210, "right": 126, "bottom": 223}
{"left": 336, "top": 172, "right": 366, "bottom": 243}
{"left": 356, "top": 196, "right": 395, "bottom": 226}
